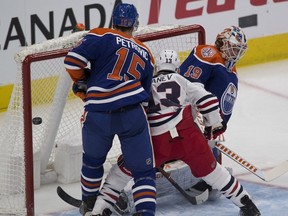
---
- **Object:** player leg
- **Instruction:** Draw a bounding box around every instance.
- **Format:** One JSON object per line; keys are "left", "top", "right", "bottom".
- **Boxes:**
{"left": 80, "top": 111, "right": 114, "bottom": 215}
{"left": 180, "top": 123, "right": 260, "bottom": 215}
{"left": 118, "top": 105, "right": 156, "bottom": 216}
{"left": 190, "top": 110, "right": 225, "bottom": 200}
{"left": 93, "top": 136, "right": 190, "bottom": 215}
{"left": 186, "top": 140, "right": 223, "bottom": 201}
{"left": 202, "top": 163, "right": 260, "bottom": 215}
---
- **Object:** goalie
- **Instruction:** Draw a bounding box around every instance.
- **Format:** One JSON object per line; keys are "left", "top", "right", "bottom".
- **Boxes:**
{"left": 179, "top": 25, "right": 248, "bottom": 195}
{"left": 88, "top": 49, "right": 261, "bottom": 216}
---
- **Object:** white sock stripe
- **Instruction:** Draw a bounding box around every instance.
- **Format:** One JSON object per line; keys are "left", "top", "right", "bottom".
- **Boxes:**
{"left": 81, "top": 172, "right": 102, "bottom": 182}
{"left": 132, "top": 185, "right": 156, "bottom": 194}
{"left": 134, "top": 198, "right": 157, "bottom": 206}
{"left": 81, "top": 184, "right": 100, "bottom": 193}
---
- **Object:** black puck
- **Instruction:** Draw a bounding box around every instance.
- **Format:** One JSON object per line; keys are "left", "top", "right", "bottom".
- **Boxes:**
{"left": 32, "top": 117, "right": 42, "bottom": 125}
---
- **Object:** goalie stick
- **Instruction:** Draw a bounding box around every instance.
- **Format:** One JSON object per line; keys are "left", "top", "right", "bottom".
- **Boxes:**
{"left": 157, "top": 166, "right": 209, "bottom": 205}
{"left": 215, "top": 143, "right": 288, "bottom": 182}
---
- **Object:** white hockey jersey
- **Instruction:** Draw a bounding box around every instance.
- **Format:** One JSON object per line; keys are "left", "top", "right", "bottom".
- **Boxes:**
{"left": 148, "top": 72, "right": 222, "bottom": 136}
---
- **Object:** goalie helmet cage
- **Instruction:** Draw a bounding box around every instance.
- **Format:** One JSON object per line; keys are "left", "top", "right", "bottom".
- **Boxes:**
{"left": 0, "top": 24, "right": 205, "bottom": 216}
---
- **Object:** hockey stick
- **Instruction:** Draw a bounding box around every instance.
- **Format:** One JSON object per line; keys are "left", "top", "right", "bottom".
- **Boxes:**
{"left": 157, "top": 166, "right": 209, "bottom": 205}
{"left": 215, "top": 143, "right": 288, "bottom": 182}
{"left": 57, "top": 173, "right": 209, "bottom": 208}
{"left": 57, "top": 186, "right": 82, "bottom": 208}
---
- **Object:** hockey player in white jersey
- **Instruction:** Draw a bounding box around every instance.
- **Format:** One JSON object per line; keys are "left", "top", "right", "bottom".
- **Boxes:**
{"left": 89, "top": 50, "right": 260, "bottom": 216}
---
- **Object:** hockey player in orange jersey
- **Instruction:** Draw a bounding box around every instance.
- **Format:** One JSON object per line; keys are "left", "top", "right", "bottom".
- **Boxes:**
{"left": 64, "top": 3, "right": 156, "bottom": 216}
{"left": 179, "top": 26, "right": 248, "bottom": 199}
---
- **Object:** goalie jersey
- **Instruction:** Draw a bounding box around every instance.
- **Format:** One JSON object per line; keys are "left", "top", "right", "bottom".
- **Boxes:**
{"left": 148, "top": 72, "right": 221, "bottom": 136}
{"left": 64, "top": 28, "right": 154, "bottom": 111}
{"left": 179, "top": 45, "right": 238, "bottom": 123}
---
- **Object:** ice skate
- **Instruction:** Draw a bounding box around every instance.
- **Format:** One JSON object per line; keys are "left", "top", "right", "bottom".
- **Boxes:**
{"left": 239, "top": 195, "right": 261, "bottom": 216}
{"left": 186, "top": 180, "right": 220, "bottom": 201}
{"left": 80, "top": 196, "right": 97, "bottom": 216}
{"left": 91, "top": 208, "right": 112, "bottom": 216}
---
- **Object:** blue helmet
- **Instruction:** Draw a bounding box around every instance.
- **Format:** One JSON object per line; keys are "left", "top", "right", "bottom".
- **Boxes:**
{"left": 112, "top": 3, "right": 139, "bottom": 28}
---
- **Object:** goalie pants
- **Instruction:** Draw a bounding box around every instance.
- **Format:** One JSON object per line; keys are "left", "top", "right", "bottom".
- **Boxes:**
{"left": 152, "top": 106, "right": 217, "bottom": 178}
{"left": 81, "top": 104, "right": 156, "bottom": 215}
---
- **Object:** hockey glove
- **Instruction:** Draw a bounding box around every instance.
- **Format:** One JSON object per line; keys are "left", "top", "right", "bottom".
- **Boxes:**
{"left": 203, "top": 126, "right": 212, "bottom": 139}
{"left": 72, "top": 68, "right": 91, "bottom": 101}
{"left": 72, "top": 79, "right": 87, "bottom": 101}
{"left": 84, "top": 68, "right": 91, "bottom": 79}
{"left": 204, "top": 121, "right": 227, "bottom": 140}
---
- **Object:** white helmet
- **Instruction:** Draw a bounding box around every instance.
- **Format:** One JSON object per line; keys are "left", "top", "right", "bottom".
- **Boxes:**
{"left": 156, "top": 49, "right": 180, "bottom": 73}
{"left": 215, "top": 26, "right": 247, "bottom": 71}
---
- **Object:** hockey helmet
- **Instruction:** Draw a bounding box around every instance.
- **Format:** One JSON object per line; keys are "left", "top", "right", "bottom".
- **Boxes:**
{"left": 215, "top": 26, "right": 247, "bottom": 70}
{"left": 112, "top": 3, "right": 139, "bottom": 29}
{"left": 156, "top": 49, "right": 180, "bottom": 73}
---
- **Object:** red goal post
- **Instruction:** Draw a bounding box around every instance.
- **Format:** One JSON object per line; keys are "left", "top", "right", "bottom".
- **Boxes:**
{"left": 0, "top": 24, "right": 205, "bottom": 216}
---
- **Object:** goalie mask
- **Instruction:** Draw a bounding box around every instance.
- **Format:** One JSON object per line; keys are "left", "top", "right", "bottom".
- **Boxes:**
{"left": 156, "top": 49, "right": 180, "bottom": 74}
{"left": 215, "top": 26, "right": 247, "bottom": 71}
{"left": 112, "top": 3, "right": 139, "bottom": 30}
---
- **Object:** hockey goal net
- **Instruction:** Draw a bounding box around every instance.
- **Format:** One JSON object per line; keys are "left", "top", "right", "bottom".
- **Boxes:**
{"left": 0, "top": 24, "right": 205, "bottom": 216}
